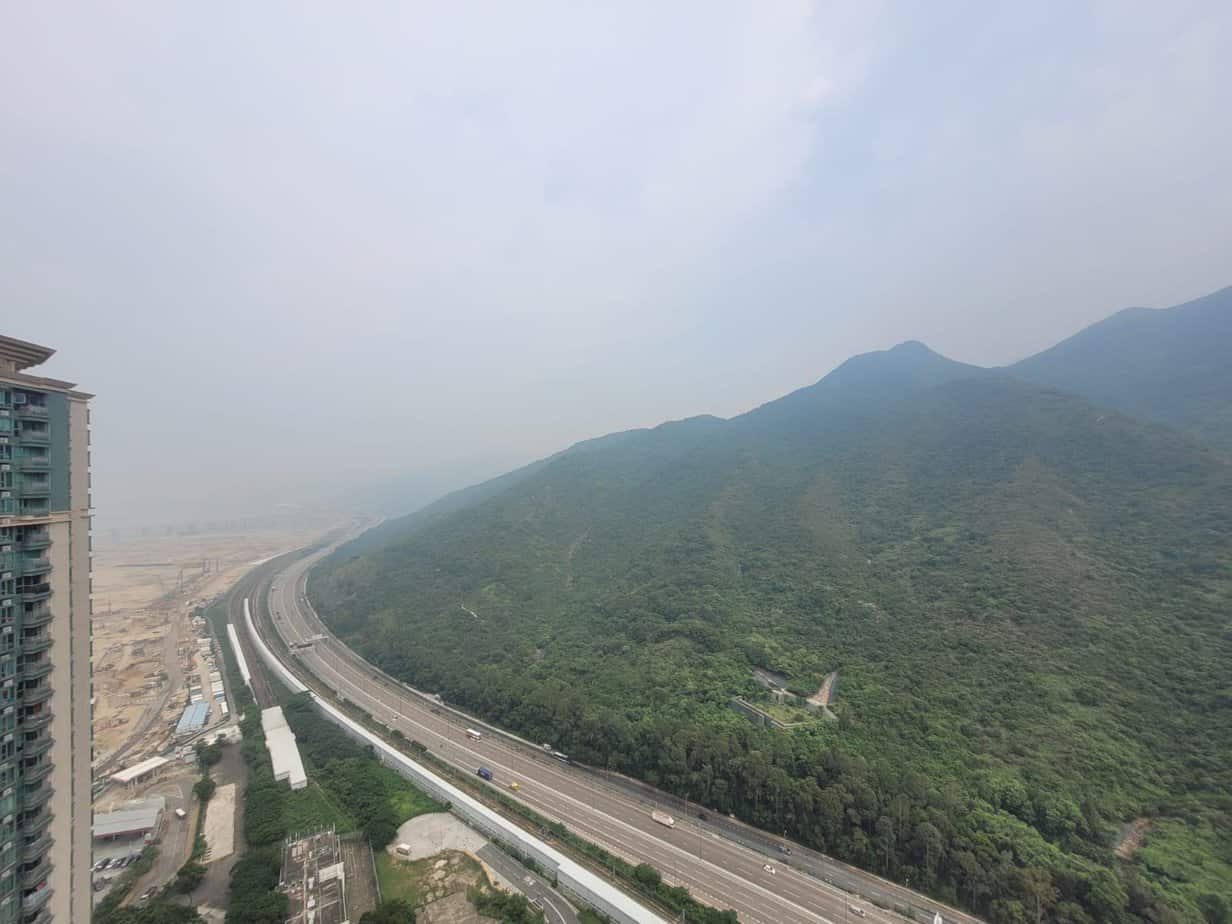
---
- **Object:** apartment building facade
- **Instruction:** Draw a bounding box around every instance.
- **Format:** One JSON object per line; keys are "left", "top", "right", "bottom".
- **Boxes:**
{"left": 0, "top": 337, "right": 92, "bottom": 923}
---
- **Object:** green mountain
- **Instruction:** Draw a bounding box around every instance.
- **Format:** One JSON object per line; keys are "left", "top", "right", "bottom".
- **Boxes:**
{"left": 312, "top": 340, "right": 1232, "bottom": 922}
{"left": 1010, "top": 286, "right": 1232, "bottom": 449}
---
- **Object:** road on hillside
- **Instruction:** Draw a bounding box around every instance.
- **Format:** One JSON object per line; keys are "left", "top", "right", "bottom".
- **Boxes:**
{"left": 254, "top": 525, "right": 981, "bottom": 924}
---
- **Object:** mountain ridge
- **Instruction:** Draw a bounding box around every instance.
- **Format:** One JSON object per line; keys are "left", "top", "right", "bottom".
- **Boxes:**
{"left": 312, "top": 285, "right": 1232, "bottom": 921}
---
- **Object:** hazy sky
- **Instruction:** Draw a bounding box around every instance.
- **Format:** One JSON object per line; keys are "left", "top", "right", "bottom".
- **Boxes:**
{"left": 3, "top": 2, "right": 1230, "bottom": 530}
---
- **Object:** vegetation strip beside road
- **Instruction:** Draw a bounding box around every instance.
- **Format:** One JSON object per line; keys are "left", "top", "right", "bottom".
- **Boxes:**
{"left": 250, "top": 574, "right": 742, "bottom": 923}
{"left": 215, "top": 596, "right": 443, "bottom": 924}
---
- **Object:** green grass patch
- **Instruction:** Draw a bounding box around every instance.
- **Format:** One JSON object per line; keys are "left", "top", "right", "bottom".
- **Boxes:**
{"left": 384, "top": 768, "right": 443, "bottom": 823}
{"left": 375, "top": 850, "right": 486, "bottom": 909}
{"left": 283, "top": 782, "right": 357, "bottom": 836}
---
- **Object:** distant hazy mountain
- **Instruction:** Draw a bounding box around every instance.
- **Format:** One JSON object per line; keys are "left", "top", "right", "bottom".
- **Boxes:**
{"left": 1011, "top": 285, "right": 1232, "bottom": 449}
{"left": 314, "top": 325, "right": 1232, "bottom": 921}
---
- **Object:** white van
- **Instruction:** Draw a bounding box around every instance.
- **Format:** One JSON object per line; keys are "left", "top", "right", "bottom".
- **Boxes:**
{"left": 465, "top": 728, "right": 482, "bottom": 741}
{"left": 174, "top": 808, "right": 187, "bottom": 820}
{"left": 395, "top": 844, "right": 411, "bottom": 857}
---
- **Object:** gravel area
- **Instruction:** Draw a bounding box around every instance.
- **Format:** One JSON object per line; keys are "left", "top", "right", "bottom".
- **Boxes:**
{"left": 388, "top": 813, "right": 488, "bottom": 861}
{"left": 202, "top": 783, "right": 236, "bottom": 862}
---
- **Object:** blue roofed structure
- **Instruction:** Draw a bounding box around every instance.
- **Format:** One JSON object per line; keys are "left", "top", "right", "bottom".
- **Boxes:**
{"left": 176, "top": 701, "right": 210, "bottom": 735}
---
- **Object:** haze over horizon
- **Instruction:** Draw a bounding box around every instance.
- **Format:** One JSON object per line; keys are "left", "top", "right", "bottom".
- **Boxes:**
{"left": 3, "top": 2, "right": 1230, "bottom": 530}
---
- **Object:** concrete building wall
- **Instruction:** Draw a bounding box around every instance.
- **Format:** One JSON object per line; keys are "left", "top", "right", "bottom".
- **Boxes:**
{"left": 0, "top": 337, "right": 93, "bottom": 924}
{"left": 64, "top": 397, "right": 91, "bottom": 923}
{"left": 45, "top": 517, "right": 73, "bottom": 924}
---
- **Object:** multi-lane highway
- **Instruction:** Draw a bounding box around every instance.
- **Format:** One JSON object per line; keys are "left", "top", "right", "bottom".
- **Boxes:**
{"left": 252, "top": 522, "right": 979, "bottom": 924}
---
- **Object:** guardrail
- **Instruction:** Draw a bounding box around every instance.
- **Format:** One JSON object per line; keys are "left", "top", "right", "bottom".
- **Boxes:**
{"left": 242, "top": 599, "right": 666, "bottom": 924}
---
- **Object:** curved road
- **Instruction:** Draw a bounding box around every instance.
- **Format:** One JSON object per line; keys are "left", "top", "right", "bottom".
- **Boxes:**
{"left": 255, "top": 522, "right": 978, "bottom": 924}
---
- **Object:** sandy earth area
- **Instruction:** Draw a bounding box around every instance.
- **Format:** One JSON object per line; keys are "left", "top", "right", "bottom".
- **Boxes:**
{"left": 91, "top": 525, "right": 331, "bottom": 769}
{"left": 203, "top": 783, "right": 236, "bottom": 863}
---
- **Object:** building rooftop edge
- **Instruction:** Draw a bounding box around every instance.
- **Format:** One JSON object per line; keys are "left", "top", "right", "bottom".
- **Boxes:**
{"left": 0, "top": 368, "right": 86, "bottom": 397}
{"left": 0, "top": 335, "right": 55, "bottom": 372}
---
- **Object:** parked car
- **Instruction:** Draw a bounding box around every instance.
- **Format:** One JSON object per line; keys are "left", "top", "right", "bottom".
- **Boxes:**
{"left": 139, "top": 887, "right": 158, "bottom": 903}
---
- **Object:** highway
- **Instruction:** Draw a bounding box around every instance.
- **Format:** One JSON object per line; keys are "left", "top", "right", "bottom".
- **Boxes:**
{"left": 254, "top": 522, "right": 980, "bottom": 924}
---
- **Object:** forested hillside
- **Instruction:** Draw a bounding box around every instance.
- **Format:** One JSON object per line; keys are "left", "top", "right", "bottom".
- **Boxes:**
{"left": 312, "top": 338, "right": 1232, "bottom": 922}
{"left": 1010, "top": 286, "right": 1232, "bottom": 449}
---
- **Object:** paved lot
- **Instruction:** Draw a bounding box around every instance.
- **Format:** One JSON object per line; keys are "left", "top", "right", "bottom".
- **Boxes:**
{"left": 202, "top": 783, "right": 236, "bottom": 862}
{"left": 114, "top": 772, "right": 194, "bottom": 903}
{"left": 390, "top": 812, "right": 487, "bottom": 860}
{"left": 189, "top": 739, "right": 249, "bottom": 909}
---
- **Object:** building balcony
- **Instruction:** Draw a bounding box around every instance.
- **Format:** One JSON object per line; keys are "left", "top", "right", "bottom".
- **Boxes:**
{"left": 20, "top": 805, "right": 51, "bottom": 834}
{"left": 16, "top": 586, "right": 49, "bottom": 602}
{"left": 19, "top": 636, "right": 49, "bottom": 656}
{"left": 19, "top": 761, "right": 50, "bottom": 785}
{"left": 20, "top": 858, "right": 49, "bottom": 890}
{"left": 21, "top": 607, "right": 50, "bottom": 628}
{"left": 15, "top": 503, "right": 48, "bottom": 518}
{"left": 13, "top": 406, "right": 46, "bottom": 420}
{"left": 20, "top": 734, "right": 53, "bottom": 760}
{"left": 16, "top": 482, "right": 48, "bottom": 499}
{"left": 13, "top": 431, "right": 47, "bottom": 445}
{"left": 20, "top": 884, "right": 50, "bottom": 913}
{"left": 16, "top": 532, "right": 48, "bottom": 551}
{"left": 21, "top": 835, "right": 51, "bottom": 863}
{"left": 20, "top": 785, "right": 51, "bottom": 812}
{"left": 17, "top": 558, "right": 48, "bottom": 578}
{"left": 14, "top": 459, "right": 47, "bottom": 473}
{"left": 19, "top": 659, "right": 50, "bottom": 682}
{"left": 19, "top": 686, "right": 50, "bottom": 707}
{"left": 19, "top": 711, "right": 50, "bottom": 734}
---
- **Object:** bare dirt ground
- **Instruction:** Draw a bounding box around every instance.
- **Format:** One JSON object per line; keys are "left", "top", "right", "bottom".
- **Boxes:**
{"left": 1115, "top": 817, "right": 1151, "bottom": 860}
{"left": 807, "top": 670, "right": 839, "bottom": 708}
{"left": 340, "top": 835, "right": 379, "bottom": 921}
{"left": 420, "top": 891, "right": 483, "bottom": 924}
{"left": 91, "top": 526, "right": 329, "bottom": 769}
{"left": 412, "top": 853, "right": 487, "bottom": 923}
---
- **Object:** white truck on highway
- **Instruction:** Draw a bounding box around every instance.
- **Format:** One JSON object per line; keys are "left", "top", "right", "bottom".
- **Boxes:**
{"left": 651, "top": 810, "right": 676, "bottom": 828}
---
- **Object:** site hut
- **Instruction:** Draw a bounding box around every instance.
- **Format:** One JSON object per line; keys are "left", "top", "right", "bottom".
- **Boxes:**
{"left": 175, "top": 701, "right": 210, "bottom": 738}
{"left": 110, "top": 756, "right": 170, "bottom": 790}
{"left": 93, "top": 798, "right": 165, "bottom": 848}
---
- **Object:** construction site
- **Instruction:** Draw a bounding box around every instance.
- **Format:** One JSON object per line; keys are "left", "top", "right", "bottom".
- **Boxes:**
{"left": 91, "top": 525, "right": 327, "bottom": 776}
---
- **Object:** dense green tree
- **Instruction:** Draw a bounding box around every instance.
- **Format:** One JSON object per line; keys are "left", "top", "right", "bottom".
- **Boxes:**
{"left": 360, "top": 899, "right": 416, "bottom": 924}
{"left": 313, "top": 331, "right": 1232, "bottom": 920}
